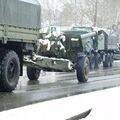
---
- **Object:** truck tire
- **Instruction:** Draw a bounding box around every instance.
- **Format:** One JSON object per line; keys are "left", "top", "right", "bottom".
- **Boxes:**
{"left": 89, "top": 54, "right": 95, "bottom": 70}
{"left": 107, "top": 53, "right": 111, "bottom": 67}
{"left": 76, "top": 56, "right": 89, "bottom": 82}
{"left": 27, "top": 67, "right": 40, "bottom": 80}
{"left": 94, "top": 53, "right": 100, "bottom": 69}
{"left": 0, "top": 50, "right": 20, "bottom": 92}
{"left": 110, "top": 53, "right": 114, "bottom": 67}
{"left": 103, "top": 54, "right": 109, "bottom": 68}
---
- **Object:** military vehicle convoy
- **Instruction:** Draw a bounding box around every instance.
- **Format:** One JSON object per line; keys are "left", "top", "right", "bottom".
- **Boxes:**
{"left": 0, "top": 0, "right": 108, "bottom": 92}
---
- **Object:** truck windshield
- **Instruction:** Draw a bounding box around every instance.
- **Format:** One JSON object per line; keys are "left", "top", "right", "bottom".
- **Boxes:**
{"left": 71, "top": 27, "right": 93, "bottom": 32}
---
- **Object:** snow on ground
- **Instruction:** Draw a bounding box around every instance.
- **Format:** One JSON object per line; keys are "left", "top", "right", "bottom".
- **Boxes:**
{"left": 0, "top": 87, "right": 120, "bottom": 120}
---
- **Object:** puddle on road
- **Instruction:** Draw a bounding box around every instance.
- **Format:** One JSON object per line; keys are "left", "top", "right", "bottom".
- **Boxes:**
{"left": 17, "top": 69, "right": 57, "bottom": 90}
{"left": 39, "top": 71, "right": 56, "bottom": 83}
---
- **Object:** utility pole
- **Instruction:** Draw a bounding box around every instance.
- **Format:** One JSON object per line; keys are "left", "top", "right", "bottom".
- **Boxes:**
{"left": 75, "top": 0, "right": 77, "bottom": 25}
{"left": 93, "top": 0, "right": 98, "bottom": 26}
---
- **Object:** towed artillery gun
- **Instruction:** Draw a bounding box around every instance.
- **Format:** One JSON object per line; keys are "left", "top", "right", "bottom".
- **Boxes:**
{"left": 24, "top": 31, "right": 100, "bottom": 84}
{"left": 0, "top": 0, "right": 102, "bottom": 92}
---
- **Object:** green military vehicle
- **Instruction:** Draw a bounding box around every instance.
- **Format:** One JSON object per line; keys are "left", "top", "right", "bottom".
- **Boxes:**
{"left": 67, "top": 26, "right": 114, "bottom": 69}
{"left": 0, "top": 0, "right": 102, "bottom": 92}
{"left": 0, "top": 0, "right": 41, "bottom": 92}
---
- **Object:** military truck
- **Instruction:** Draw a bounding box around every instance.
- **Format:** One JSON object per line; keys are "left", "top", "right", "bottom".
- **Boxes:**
{"left": 67, "top": 26, "right": 115, "bottom": 69}
{"left": 0, "top": 0, "right": 41, "bottom": 92}
{"left": 0, "top": 0, "right": 103, "bottom": 92}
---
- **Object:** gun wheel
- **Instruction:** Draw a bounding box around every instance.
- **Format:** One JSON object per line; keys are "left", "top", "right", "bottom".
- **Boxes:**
{"left": 76, "top": 56, "right": 89, "bottom": 82}
{"left": 27, "top": 67, "right": 41, "bottom": 80}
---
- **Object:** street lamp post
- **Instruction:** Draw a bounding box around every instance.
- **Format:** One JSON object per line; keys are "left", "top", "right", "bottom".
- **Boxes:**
{"left": 94, "top": 0, "right": 98, "bottom": 26}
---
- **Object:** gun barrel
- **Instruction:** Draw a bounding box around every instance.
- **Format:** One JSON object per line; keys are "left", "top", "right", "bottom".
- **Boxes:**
{"left": 24, "top": 55, "right": 74, "bottom": 72}
{"left": 80, "top": 32, "right": 96, "bottom": 39}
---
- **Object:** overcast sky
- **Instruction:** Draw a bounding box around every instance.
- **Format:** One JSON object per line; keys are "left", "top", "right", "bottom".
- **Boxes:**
{"left": 38, "top": 0, "right": 63, "bottom": 11}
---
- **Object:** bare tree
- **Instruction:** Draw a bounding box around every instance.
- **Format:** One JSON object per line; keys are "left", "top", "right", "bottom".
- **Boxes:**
{"left": 40, "top": 0, "right": 120, "bottom": 28}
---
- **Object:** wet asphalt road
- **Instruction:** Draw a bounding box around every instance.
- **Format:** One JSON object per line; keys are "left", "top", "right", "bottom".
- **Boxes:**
{"left": 0, "top": 61, "right": 120, "bottom": 112}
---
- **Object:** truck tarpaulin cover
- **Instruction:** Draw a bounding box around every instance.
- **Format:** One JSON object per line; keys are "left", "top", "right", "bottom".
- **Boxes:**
{"left": 0, "top": 0, "right": 41, "bottom": 29}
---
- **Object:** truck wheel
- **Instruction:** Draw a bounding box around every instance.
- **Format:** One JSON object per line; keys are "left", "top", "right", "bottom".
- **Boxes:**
{"left": 76, "top": 56, "right": 89, "bottom": 82}
{"left": 94, "top": 53, "right": 100, "bottom": 69}
{"left": 27, "top": 67, "right": 40, "bottom": 80}
{"left": 103, "top": 54, "right": 108, "bottom": 68}
{"left": 89, "top": 54, "right": 95, "bottom": 70}
{"left": 0, "top": 50, "right": 20, "bottom": 92}
{"left": 110, "top": 53, "right": 113, "bottom": 67}
{"left": 107, "top": 53, "right": 111, "bottom": 67}
{"left": 98, "top": 53, "right": 102, "bottom": 64}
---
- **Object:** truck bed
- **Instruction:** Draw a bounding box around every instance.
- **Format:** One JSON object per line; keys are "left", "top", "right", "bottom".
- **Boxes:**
{"left": 0, "top": 24, "right": 39, "bottom": 43}
{"left": 0, "top": 0, "right": 41, "bottom": 44}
